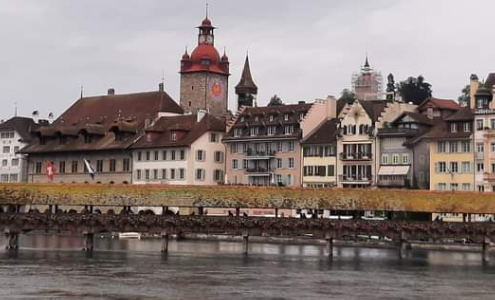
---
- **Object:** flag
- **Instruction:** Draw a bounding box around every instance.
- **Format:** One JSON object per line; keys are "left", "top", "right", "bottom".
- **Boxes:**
{"left": 45, "top": 160, "right": 55, "bottom": 182}
{"left": 83, "top": 159, "right": 96, "bottom": 180}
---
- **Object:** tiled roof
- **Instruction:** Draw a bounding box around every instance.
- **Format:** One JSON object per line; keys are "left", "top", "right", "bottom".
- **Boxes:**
{"left": 235, "top": 55, "right": 257, "bottom": 94}
{"left": 132, "top": 114, "right": 225, "bottom": 149}
{"left": 392, "top": 111, "right": 435, "bottom": 126}
{"left": 444, "top": 107, "right": 474, "bottom": 121}
{"left": 417, "top": 120, "right": 471, "bottom": 140}
{"left": 359, "top": 100, "right": 387, "bottom": 122}
{"left": 418, "top": 97, "right": 460, "bottom": 111}
{"left": 485, "top": 73, "right": 495, "bottom": 91}
{"left": 0, "top": 117, "right": 40, "bottom": 142}
{"left": 301, "top": 119, "right": 338, "bottom": 145}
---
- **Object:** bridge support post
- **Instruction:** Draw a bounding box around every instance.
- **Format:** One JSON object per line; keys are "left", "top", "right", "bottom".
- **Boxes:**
{"left": 397, "top": 231, "right": 409, "bottom": 259}
{"left": 161, "top": 231, "right": 169, "bottom": 253}
{"left": 242, "top": 230, "right": 249, "bottom": 255}
{"left": 236, "top": 208, "right": 241, "bottom": 217}
{"left": 275, "top": 208, "right": 279, "bottom": 218}
{"left": 5, "top": 231, "right": 19, "bottom": 251}
{"left": 325, "top": 233, "right": 333, "bottom": 258}
{"left": 482, "top": 237, "right": 491, "bottom": 263}
{"left": 83, "top": 232, "right": 94, "bottom": 252}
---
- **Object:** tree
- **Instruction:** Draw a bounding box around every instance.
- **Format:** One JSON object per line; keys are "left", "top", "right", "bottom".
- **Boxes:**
{"left": 458, "top": 85, "right": 470, "bottom": 107}
{"left": 397, "top": 75, "right": 432, "bottom": 105}
{"left": 268, "top": 94, "right": 284, "bottom": 106}
{"left": 386, "top": 73, "right": 395, "bottom": 101}
{"left": 338, "top": 89, "right": 356, "bottom": 104}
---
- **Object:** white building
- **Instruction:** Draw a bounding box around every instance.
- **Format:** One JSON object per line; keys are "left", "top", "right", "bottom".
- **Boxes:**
{"left": 131, "top": 112, "right": 226, "bottom": 185}
{"left": 0, "top": 117, "right": 40, "bottom": 183}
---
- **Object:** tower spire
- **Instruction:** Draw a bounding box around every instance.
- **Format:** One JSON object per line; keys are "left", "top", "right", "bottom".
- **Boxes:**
{"left": 206, "top": 2, "right": 209, "bottom": 19}
{"left": 364, "top": 53, "right": 370, "bottom": 68}
{"left": 236, "top": 52, "right": 258, "bottom": 108}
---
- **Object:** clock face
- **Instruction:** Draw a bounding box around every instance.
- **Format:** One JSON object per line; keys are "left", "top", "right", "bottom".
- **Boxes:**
{"left": 199, "top": 35, "right": 206, "bottom": 44}
{"left": 206, "top": 35, "right": 213, "bottom": 44}
{"left": 209, "top": 80, "right": 223, "bottom": 101}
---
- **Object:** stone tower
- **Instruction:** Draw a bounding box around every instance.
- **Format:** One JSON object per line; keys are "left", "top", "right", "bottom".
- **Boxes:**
{"left": 352, "top": 55, "right": 383, "bottom": 101}
{"left": 235, "top": 54, "right": 258, "bottom": 109}
{"left": 180, "top": 15, "right": 229, "bottom": 119}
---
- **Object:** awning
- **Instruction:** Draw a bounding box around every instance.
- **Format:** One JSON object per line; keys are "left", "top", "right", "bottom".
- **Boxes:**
{"left": 378, "top": 166, "right": 410, "bottom": 176}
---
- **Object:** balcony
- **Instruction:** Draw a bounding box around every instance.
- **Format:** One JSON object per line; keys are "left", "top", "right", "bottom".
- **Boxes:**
{"left": 475, "top": 152, "right": 485, "bottom": 160}
{"left": 340, "top": 152, "right": 373, "bottom": 161}
{"left": 484, "top": 173, "right": 495, "bottom": 182}
{"left": 377, "top": 178, "right": 409, "bottom": 188}
{"left": 245, "top": 149, "right": 276, "bottom": 160}
{"left": 339, "top": 175, "right": 373, "bottom": 185}
{"left": 246, "top": 167, "right": 272, "bottom": 174}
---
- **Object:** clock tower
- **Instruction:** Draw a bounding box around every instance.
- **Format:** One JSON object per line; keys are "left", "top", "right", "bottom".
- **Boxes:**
{"left": 180, "top": 15, "right": 229, "bottom": 119}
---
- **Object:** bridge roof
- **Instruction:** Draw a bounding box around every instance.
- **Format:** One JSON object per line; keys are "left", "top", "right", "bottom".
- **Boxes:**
{"left": 1, "top": 184, "right": 495, "bottom": 214}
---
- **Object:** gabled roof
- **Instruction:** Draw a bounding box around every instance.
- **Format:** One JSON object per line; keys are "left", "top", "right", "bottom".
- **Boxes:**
{"left": 445, "top": 107, "right": 473, "bottom": 122}
{"left": 0, "top": 117, "right": 40, "bottom": 142}
{"left": 359, "top": 100, "right": 387, "bottom": 122}
{"left": 418, "top": 97, "right": 460, "bottom": 111}
{"left": 391, "top": 111, "right": 435, "bottom": 126}
{"left": 132, "top": 114, "right": 225, "bottom": 149}
{"left": 301, "top": 119, "right": 338, "bottom": 145}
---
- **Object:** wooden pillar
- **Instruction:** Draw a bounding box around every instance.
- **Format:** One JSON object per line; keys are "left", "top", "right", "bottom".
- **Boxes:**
{"left": 236, "top": 207, "right": 240, "bottom": 217}
{"left": 325, "top": 233, "right": 333, "bottom": 258}
{"left": 48, "top": 205, "right": 53, "bottom": 214}
{"left": 482, "top": 237, "right": 491, "bottom": 263}
{"left": 84, "top": 233, "right": 94, "bottom": 252}
{"left": 242, "top": 230, "right": 249, "bottom": 255}
{"left": 90, "top": 205, "right": 94, "bottom": 214}
{"left": 468, "top": 214, "right": 472, "bottom": 223}
{"left": 398, "top": 231, "right": 408, "bottom": 259}
{"left": 161, "top": 231, "right": 169, "bottom": 253}
{"left": 198, "top": 207, "right": 204, "bottom": 216}
{"left": 5, "top": 232, "right": 19, "bottom": 251}
{"left": 162, "top": 206, "right": 168, "bottom": 215}
{"left": 275, "top": 208, "right": 279, "bottom": 218}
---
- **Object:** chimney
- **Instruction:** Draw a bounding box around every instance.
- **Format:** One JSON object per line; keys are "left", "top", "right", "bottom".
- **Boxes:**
{"left": 326, "top": 96, "right": 337, "bottom": 118}
{"left": 469, "top": 74, "right": 479, "bottom": 109}
{"left": 158, "top": 82, "right": 164, "bottom": 92}
{"left": 108, "top": 88, "right": 115, "bottom": 95}
{"left": 197, "top": 109, "right": 207, "bottom": 122}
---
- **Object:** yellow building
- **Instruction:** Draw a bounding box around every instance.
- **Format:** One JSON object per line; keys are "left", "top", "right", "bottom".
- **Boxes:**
{"left": 301, "top": 119, "right": 338, "bottom": 187}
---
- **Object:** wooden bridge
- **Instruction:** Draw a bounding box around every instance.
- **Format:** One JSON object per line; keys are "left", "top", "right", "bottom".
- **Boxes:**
{"left": 1, "top": 183, "right": 495, "bottom": 262}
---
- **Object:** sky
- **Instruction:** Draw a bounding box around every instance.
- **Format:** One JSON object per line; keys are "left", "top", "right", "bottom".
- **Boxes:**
{"left": 0, "top": 0, "right": 493, "bottom": 121}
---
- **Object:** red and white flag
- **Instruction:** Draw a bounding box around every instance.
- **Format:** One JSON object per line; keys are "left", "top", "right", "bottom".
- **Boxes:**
{"left": 45, "top": 160, "right": 56, "bottom": 182}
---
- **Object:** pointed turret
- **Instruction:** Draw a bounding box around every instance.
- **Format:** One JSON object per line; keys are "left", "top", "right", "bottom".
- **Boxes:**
{"left": 364, "top": 54, "right": 370, "bottom": 68}
{"left": 235, "top": 54, "right": 258, "bottom": 108}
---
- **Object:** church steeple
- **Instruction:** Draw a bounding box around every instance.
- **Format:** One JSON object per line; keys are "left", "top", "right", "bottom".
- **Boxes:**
{"left": 236, "top": 54, "right": 258, "bottom": 108}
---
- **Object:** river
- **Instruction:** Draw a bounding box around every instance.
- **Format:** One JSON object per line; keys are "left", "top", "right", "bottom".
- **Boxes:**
{"left": 0, "top": 234, "right": 494, "bottom": 300}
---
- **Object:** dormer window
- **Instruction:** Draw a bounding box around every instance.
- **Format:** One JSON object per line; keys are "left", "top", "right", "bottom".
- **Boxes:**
{"left": 267, "top": 126, "right": 276, "bottom": 136}
{"left": 463, "top": 122, "right": 471, "bottom": 133}
{"left": 240, "top": 116, "right": 245, "bottom": 122}
{"left": 284, "top": 125, "right": 294, "bottom": 135}
{"left": 171, "top": 131, "right": 177, "bottom": 141}
{"left": 233, "top": 128, "right": 242, "bottom": 137}
{"left": 84, "top": 135, "right": 93, "bottom": 144}
{"left": 450, "top": 123, "right": 457, "bottom": 133}
{"left": 269, "top": 115, "right": 274, "bottom": 122}
{"left": 299, "top": 113, "right": 305, "bottom": 121}
{"left": 284, "top": 114, "right": 289, "bottom": 121}
{"left": 201, "top": 59, "right": 211, "bottom": 66}
{"left": 250, "top": 127, "right": 259, "bottom": 137}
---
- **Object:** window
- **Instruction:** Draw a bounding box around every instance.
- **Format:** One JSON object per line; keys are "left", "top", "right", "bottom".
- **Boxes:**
{"left": 145, "top": 169, "right": 150, "bottom": 180}
{"left": 137, "top": 152, "right": 142, "bottom": 161}
{"left": 277, "top": 142, "right": 283, "bottom": 152}
{"left": 35, "top": 162, "right": 42, "bottom": 174}
{"left": 242, "top": 159, "right": 248, "bottom": 170}
{"left": 267, "top": 126, "right": 276, "bottom": 136}
{"left": 276, "top": 174, "right": 282, "bottom": 184}
{"left": 449, "top": 142, "right": 458, "bottom": 153}
{"left": 232, "top": 159, "right": 238, "bottom": 170}
{"left": 171, "top": 150, "right": 176, "bottom": 160}
{"left": 492, "top": 163, "right": 495, "bottom": 173}
{"left": 233, "top": 128, "right": 242, "bottom": 137}
{"left": 328, "top": 165, "right": 335, "bottom": 176}
{"left": 71, "top": 161, "right": 78, "bottom": 173}
{"left": 450, "top": 183, "right": 459, "bottom": 191}
{"left": 254, "top": 116, "right": 259, "bottom": 122}
{"left": 210, "top": 133, "right": 218, "bottom": 142}
{"left": 13, "top": 146, "right": 19, "bottom": 153}
{"left": 59, "top": 161, "right": 65, "bottom": 174}
{"left": 196, "top": 150, "right": 205, "bottom": 161}
{"left": 231, "top": 144, "right": 238, "bottom": 153}
{"left": 276, "top": 158, "right": 283, "bottom": 168}
{"left": 478, "top": 185, "right": 485, "bottom": 192}
{"left": 437, "top": 162, "right": 446, "bottom": 173}
{"left": 288, "top": 158, "right": 295, "bottom": 169}
{"left": 145, "top": 151, "right": 150, "bottom": 161}
{"left": 288, "top": 142, "right": 295, "bottom": 152}
{"left": 401, "top": 154, "right": 409, "bottom": 165}
{"left": 381, "top": 154, "right": 389, "bottom": 164}
{"left": 1, "top": 159, "right": 7, "bottom": 167}
{"left": 180, "top": 150, "right": 185, "bottom": 160}
{"left": 195, "top": 169, "right": 205, "bottom": 181}
{"left": 11, "top": 159, "right": 19, "bottom": 167}
{"left": 438, "top": 183, "right": 447, "bottom": 191}
{"left": 450, "top": 162, "right": 458, "bottom": 173}
{"left": 491, "top": 143, "right": 495, "bottom": 153}
{"left": 136, "top": 170, "right": 142, "bottom": 180}
{"left": 109, "top": 159, "right": 116, "bottom": 172}
{"left": 0, "top": 174, "right": 8, "bottom": 182}
{"left": 491, "top": 119, "right": 495, "bottom": 129}
{"left": 450, "top": 123, "right": 457, "bottom": 133}
{"left": 179, "top": 168, "right": 185, "bottom": 180}
{"left": 250, "top": 127, "right": 259, "bottom": 136}
{"left": 287, "top": 174, "right": 293, "bottom": 186}
{"left": 462, "top": 161, "right": 471, "bottom": 173}
{"left": 214, "top": 151, "right": 224, "bottom": 163}
{"left": 2, "top": 146, "right": 10, "bottom": 154}
{"left": 213, "top": 169, "right": 223, "bottom": 182}
{"left": 162, "top": 150, "right": 168, "bottom": 160}
{"left": 392, "top": 154, "right": 399, "bottom": 165}
{"left": 477, "top": 120, "right": 484, "bottom": 130}
{"left": 462, "top": 183, "right": 471, "bottom": 191}
{"left": 463, "top": 122, "right": 471, "bottom": 132}
{"left": 123, "top": 159, "right": 130, "bottom": 172}
{"left": 162, "top": 169, "right": 167, "bottom": 179}
{"left": 154, "top": 151, "right": 159, "bottom": 161}
{"left": 96, "top": 160, "right": 103, "bottom": 173}
{"left": 284, "top": 114, "right": 289, "bottom": 121}
{"left": 437, "top": 142, "right": 446, "bottom": 153}
{"left": 284, "top": 125, "right": 294, "bottom": 135}
{"left": 477, "top": 163, "right": 484, "bottom": 173}
{"left": 477, "top": 143, "right": 484, "bottom": 153}
{"left": 461, "top": 141, "right": 471, "bottom": 153}
{"left": 9, "top": 174, "right": 18, "bottom": 183}
{"left": 170, "top": 169, "right": 176, "bottom": 180}
{"left": 240, "top": 116, "right": 245, "bottom": 122}
{"left": 153, "top": 169, "right": 158, "bottom": 180}
{"left": 170, "top": 131, "right": 177, "bottom": 141}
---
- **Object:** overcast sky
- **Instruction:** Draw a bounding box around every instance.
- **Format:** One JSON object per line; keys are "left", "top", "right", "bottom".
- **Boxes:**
{"left": 0, "top": 0, "right": 493, "bottom": 121}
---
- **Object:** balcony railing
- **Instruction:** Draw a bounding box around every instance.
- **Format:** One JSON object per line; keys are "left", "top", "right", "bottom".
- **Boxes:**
{"left": 475, "top": 152, "right": 485, "bottom": 160}
{"left": 340, "top": 152, "right": 373, "bottom": 161}
{"left": 377, "top": 178, "right": 408, "bottom": 187}
{"left": 246, "top": 167, "right": 272, "bottom": 174}
{"left": 339, "top": 175, "right": 373, "bottom": 184}
{"left": 245, "top": 149, "right": 276, "bottom": 159}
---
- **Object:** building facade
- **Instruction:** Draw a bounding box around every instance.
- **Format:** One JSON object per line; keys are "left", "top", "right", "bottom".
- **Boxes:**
{"left": 131, "top": 112, "right": 226, "bottom": 185}
{"left": 0, "top": 117, "right": 40, "bottom": 183}
{"left": 180, "top": 16, "right": 229, "bottom": 119}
